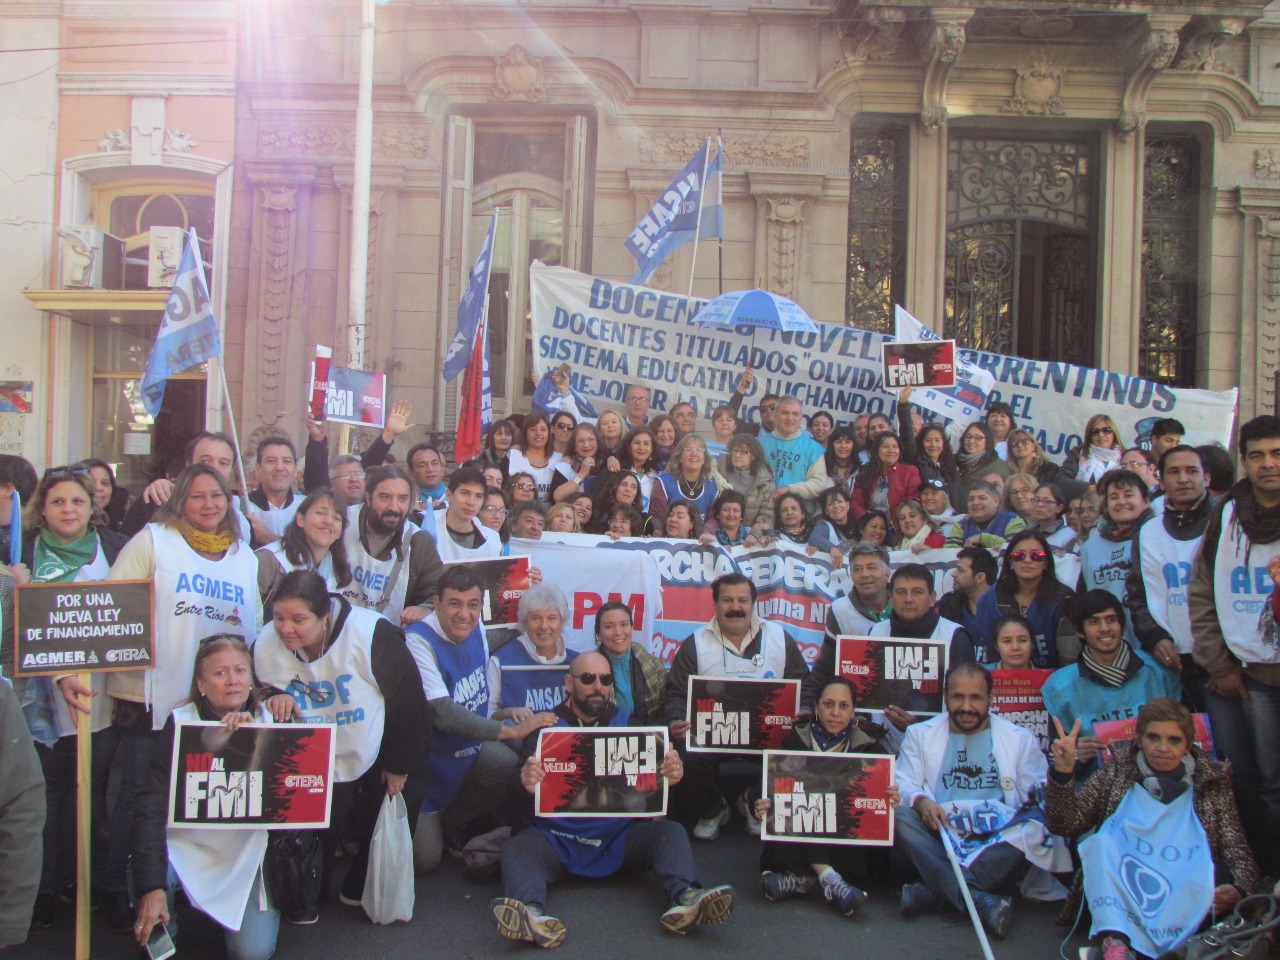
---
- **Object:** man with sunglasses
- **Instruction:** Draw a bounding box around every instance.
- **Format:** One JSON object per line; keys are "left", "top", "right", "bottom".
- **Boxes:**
{"left": 663, "top": 573, "right": 813, "bottom": 841}
{"left": 725, "top": 367, "right": 779, "bottom": 437}
{"left": 493, "top": 650, "right": 734, "bottom": 946}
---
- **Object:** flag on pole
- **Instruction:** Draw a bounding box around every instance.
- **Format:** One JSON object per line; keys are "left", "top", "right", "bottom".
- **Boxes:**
{"left": 893, "top": 305, "right": 995, "bottom": 430}
{"left": 443, "top": 216, "right": 497, "bottom": 383}
{"left": 626, "top": 140, "right": 722, "bottom": 286}
{"left": 140, "top": 229, "right": 222, "bottom": 418}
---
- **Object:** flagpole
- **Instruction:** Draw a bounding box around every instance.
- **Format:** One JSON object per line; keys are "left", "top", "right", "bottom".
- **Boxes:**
{"left": 218, "top": 365, "right": 251, "bottom": 513}
{"left": 686, "top": 138, "right": 712, "bottom": 300}
{"left": 716, "top": 131, "right": 725, "bottom": 297}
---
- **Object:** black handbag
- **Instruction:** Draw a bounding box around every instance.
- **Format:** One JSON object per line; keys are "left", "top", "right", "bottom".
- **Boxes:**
{"left": 263, "top": 830, "right": 323, "bottom": 922}
{"left": 1178, "top": 894, "right": 1280, "bottom": 960}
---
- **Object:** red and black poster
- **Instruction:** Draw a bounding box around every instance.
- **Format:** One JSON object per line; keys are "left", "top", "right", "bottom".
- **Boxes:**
{"left": 988, "top": 669, "right": 1053, "bottom": 753}
{"left": 1095, "top": 713, "right": 1215, "bottom": 760}
{"left": 534, "top": 727, "right": 669, "bottom": 818}
{"left": 443, "top": 555, "right": 531, "bottom": 629}
{"left": 881, "top": 339, "right": 958, "bottom": 390}
{"left": 836, "top": 637, "right": 948, "bottom": 716}
{"left": 761, "top": 752, "right": 896, "bottom": 846}
{"left": 168, "top": 722, "right": 335, "bottom": 830}
{"left": 685, "top": 676, "right": 801, "bottom": 754}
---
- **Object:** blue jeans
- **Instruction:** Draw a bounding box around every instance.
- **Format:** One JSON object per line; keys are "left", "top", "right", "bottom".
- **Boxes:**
{"left": 164, "top": 866, "right": 279, "bottom": 960}
{"left": 893, "top": 806, "right": 1028, "bottom": 912}
{"left": 1203, "top": 682, "right": 1280, "bottom": 874}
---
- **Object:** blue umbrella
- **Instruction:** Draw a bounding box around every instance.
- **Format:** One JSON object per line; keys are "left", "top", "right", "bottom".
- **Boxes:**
{"left": 694, "top": 288, "right": 819, "bottom": 335}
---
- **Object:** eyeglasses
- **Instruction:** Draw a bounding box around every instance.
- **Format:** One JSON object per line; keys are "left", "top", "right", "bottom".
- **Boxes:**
{"left": 1010, "top": 438, "right": 1034, "bottom": 449}
{"left": 333, "top": 471, "right": 365, "bottom": 481}
{"left": 46, "top": 465, "right": 92, "bottom": 480}
{"left": 1090, "top": 425, "right": 1115, "bottom": 437}
{"left": 1030, "top": 497, "right": 1059, "bottom": 506}
{"left": 513, "top": 482, "right": 535, "bottom": 490}
{"left": 553, "top": 422, "right": 574, "bottom": 431}
{"left": 1009, "top": 549, "right": 1048, "bottom": 562}
{"left": 569, "top": 672, "right": 613, "bottom": 686}
{"left": 287, "top": 677, "right": 332, "bottom": 706}
{"left": 481, "top": 505, "right": 509, "bottom": 516}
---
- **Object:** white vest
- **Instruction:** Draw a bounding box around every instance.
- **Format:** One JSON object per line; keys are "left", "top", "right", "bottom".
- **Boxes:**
{"left": 261, "top": 541, "right": 337, "bottom": 592}
{"left": 166, "top": 703, "right": 270, "bottom": 931}
{"left": 829, "top": 595, "right": 883, "bottom": 637}
{"left": 143, "top": 525, "right": 261, "bottom": 730}
{"left": 1137, "top": 519, "right": 1201, "bottom": 654}
{"left": 433, "top": 516, "right": 502, "bottom": 563}
{"left": 341, "top": 503, "right": 417, "bottom": 623}
{"left": 692, "top": 620, "right": 789, "bottom": 678}
{"left": 868, "top": 615, "right": 962, "bottom": 645}
{"left": 1213, "top": 501, "right": 1280, "bottom": 665}
{"left": 245, "top": 495, "right": 301, "bottom": 539}
{"left": 253, "top": 601, "right": 386, "bottom": 782}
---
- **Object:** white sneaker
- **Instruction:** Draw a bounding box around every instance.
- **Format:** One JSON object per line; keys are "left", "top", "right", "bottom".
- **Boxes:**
{"left": 736, "top": 791, "right": 761, "bottom": 838}
{"left": 692, "top": 805, "right": 731, "bottom": 841}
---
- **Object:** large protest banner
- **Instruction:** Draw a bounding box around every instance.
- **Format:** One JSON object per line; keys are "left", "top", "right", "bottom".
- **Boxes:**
{"left": 530, "top": 263, "right": 1236, "bottom": 450}
{"left": 535, "top": 727, "right": 669, "bottom": 817}
{"left": 761, "top": 752, "right": 895, "bottom": 846}
{"left": 169, "top": 722, "right": 335, "bottom": 829}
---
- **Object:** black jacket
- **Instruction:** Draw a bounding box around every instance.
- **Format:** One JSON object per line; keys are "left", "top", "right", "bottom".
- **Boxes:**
{"left": 1125, "top": 494, "right": 1215, "bottom": 653}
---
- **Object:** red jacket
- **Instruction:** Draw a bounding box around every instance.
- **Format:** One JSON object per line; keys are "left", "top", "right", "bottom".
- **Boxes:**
{"left": 852, "top": 462, "right": 922, "bottom": 521}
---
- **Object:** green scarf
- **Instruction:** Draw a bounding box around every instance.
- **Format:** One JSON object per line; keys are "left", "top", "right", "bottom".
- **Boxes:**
{"left": 33, "top": 528, "right": 99, "bottom": 583}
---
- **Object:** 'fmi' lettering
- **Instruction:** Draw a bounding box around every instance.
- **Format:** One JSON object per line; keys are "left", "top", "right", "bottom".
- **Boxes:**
{"left": 184, "top": 771, "right": 263, "bottom": 819}
{"left": 696, "top": 703, "right": 749, "bottom": 746}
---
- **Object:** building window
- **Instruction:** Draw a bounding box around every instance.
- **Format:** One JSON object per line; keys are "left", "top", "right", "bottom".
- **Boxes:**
{"left": 846, "top": 124, "right": 908, "bottom": 333}
{"left": 944, "top": 135, "right": 1096, "bottom": 364}
{"left": 106, "top": 187, "right": 215, "bottom": 290}
{"left": 1140, "top": 136, "right": 1200, "bottom": 386}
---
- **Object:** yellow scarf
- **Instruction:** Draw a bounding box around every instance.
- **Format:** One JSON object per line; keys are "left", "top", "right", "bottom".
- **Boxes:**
{"left": 179, "top": 524, "right": 233, "bottom": 554}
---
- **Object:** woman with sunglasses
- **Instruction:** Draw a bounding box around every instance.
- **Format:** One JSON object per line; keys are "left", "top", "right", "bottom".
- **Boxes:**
{"left": 1060, "top": 414, "right": 1126, "bottom": 485}
{"left": 549, "top": 412, "right": 577, "bottom": 457}
{"left": 507, "top": 412, "right": 563, "bottom": 503}
{"left": 971, "top": 529, "right": 1077, "bottom": 668}
{"left": 550, "top": 423, "right": 604, "bottom": 504}
{"left": 101, "top": 462, "right": 261, "bottom": 930}
{"left": 256, "top": 570, "right": 427, "bottom": 910}
{"left": 17, "top": 466, "right": 129, "bottom": 927}
{"left": 594, "top": 603, "right": 668, "bottom": 725}
{"left": 1005, "top": 429, "right": 1061, "bottom": 485}
{"left": 1030, "top": 483, "right": 1076, "bottom": 550}
{"left": 256, "top": 488, "right": 353, "bottom": 618}
{"left": 505, "top": 471, "right": 539, "bottom": 507}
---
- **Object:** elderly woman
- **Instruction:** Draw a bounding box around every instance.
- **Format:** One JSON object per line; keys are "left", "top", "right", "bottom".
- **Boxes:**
{"left": 486, "top": 583, "right": 581, "bottom": 718}
{"left": 1046, "top": 698, "right": 1259, "bottom": 960}
{"left": 255, "top": 570, "right": 427, "bottom": 910}
{"left": 594, "top": 603, "right": 667, "bottom": 725}
{"left": 652, "top": 434, "right": 720, "bottom": 522}
{"left": 132, "top": 636, "right": 282, "bottom": 957}
{"left": 719, "top": 434, "right": 775, "bottom": 535}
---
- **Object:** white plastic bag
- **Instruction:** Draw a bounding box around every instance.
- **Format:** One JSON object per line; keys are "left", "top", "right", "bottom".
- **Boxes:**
{"left": 361, "top": 793, "right": 414, "bottom": 924}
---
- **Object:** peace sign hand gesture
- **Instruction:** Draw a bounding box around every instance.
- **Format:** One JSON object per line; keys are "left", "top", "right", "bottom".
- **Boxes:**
{"left": 1051, "top": 716, "right": 1081, "bottom": 775}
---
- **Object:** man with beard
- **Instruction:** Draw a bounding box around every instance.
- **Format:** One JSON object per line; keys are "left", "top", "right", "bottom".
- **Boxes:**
{"left": 663, "top": 574, "right": 813, "bottom": 841}
{"left": 895, "top": 662, "right": 1057, "bottom": 940}
{"left": 492, "top": 651, "right": 734, "bottom": 947}
{"left": 341, "top": 464, "right": 444, "bottom": 625}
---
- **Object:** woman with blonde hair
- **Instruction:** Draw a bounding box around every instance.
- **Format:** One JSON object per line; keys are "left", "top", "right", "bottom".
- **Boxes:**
{"left": 652, "top": 434, "right": 722, "bottom": 523}
{"left": 1003, "top": 472, "right": 1039, "bottom": 524}
{"left": 1061, "top": 414, "right": 1126, "bottom": 485}
{"left": 1005, "top": 428, "right": 1061, "bottom": 485}
{"left": 545, "top": 502, "right": 581, "bottom": 533}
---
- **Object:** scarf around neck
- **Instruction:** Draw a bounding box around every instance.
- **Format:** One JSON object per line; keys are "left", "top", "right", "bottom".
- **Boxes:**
{"left": 34, "top": 527, "right": 98, "bottom": 582}
{"left": 1081, "top": 642, "right": 1131, "bottom": 687}
{"left": 1136, "top": 750, "right": 1194, "bottom": 804}
{"left": 810, "top": 721, "right": 853, "bottom": 753}
{"left": 180, "top": 523, "right": 234, "bottom": 554}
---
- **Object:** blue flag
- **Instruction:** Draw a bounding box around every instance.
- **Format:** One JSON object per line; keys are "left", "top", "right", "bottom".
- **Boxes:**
{"left": 443, "top": 216, "right": 497, "bottom": 383}
{"left": 626, "top": 140, "right": 722, "bottom": 285}
{"left": 140, "top": 228, "right": 222, "bottom": 418}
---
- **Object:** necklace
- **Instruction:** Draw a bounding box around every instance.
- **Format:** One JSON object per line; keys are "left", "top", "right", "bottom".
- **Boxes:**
{"left": 677, "top": 476, "right": 705, "bottom": 500}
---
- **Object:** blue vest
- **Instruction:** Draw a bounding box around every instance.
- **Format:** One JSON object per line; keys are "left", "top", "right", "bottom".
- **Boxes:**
{"left": 1040, "top": 651, "right": 1182, "bottom": 738}
{"left": 970, "top": 588, "right": 1066, "bottom": 668}
{"left": 494, "top": 640, "right": 572, "bottom": 713}
{"left": 409, "top": 620, "right": 490, "bottom": 813}
{"left": 533, "top": 709, "right": 634, "bottom": 877}
{"left": 656, "top": 472, "right": 719, "bottom": 518}
{"left": 1079, "top": 531, "right": 1140, "bottom": 649}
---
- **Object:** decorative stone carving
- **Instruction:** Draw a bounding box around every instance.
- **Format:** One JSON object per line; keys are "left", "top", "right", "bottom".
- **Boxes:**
{"left": 840, "top": 7, "right": 907, "bottom": 64}
{"left": 1256, "top": 150, "right": 1280, "bottom": 180}
{"left": 98, "top": 130, "right": 130, "bottom": 152}
{"left": 492, "top": 45, "right": 548, "bottom": 103}
{"left": 165, "top": 129, "right": 199, "bottom": 153}
{"left": 1118, "top": 20, "right": 1183, "bottom": 141}
{"left": 253, "top": 185, "right": 301, "bottom": 414}
{"left": 258, "top": 124, "right": 431, "bottom": 161}
{"left": 918, "top": 12, "right": 970, "bottom": 133}
{"left": 638, "top": 132, "right": 809, "bottom": 167}
{"left": 1256, "top": 214, "right": 1280, "bottom": 413}
{"left": 1174, "top": 18, "right": 1246, "bottom": 76}
{"left": 1002, "top": 59, "right": 1065, "bottom": 116}
{"left": 763, "top": 198, "right": 806, "bottom": 299}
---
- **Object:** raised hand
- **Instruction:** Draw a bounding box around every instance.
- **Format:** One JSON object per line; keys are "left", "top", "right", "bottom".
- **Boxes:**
{"left": 382, "top": 399, "right": 416, "bottom": 441}
{"left": 1051, "top": 715, "right": 1082, "bottom": 774}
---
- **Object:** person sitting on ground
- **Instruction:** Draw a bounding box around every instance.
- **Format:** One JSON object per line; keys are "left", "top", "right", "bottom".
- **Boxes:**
{"left": 937, "top": 546, "right": 997, "bottom": 640}
{"left": 970, "top": 530, "right": 1078, "bottom": 668}
{"left": 718, "top": 434, "right": 775, "bottom": 536}
{"left": 1040, "top": 590, "right": 1181, "bottom": 772}
{"left": 985, "top": 614, "right": 1037, "bottom": 671}
{"left": 1060, "top": 414, "right": 1125, "bottom": 485}
{"left": 493, "top": 651, "right": 734, "bottom": 947}
{"left": 754, "top": 678, "right": 900, "bottom": 917}
{"left": 487, "top": 584, "right": 581, "bottom": 717}
{"left": 1045, "top": 698, "right": 1259, "bottom": 960}
{"left": 895, "top": 662, "right": 1063, "bottom": 941}
{"left": 945, "top": 480, "right": 1025, "bottom": 548}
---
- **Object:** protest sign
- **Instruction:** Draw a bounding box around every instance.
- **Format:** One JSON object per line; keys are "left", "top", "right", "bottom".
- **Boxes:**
{"left": 882, "top": 340, "right": 957, "bottom": 389}
{"left": 686, "top": 676, "right": 801, "bottom": 754}
{"left": 308, "top": 362, "right": 386, "bottom": 427}
{"left": 988, "top": 669, "right": 1053, "bottom": 752}
{"left": 535, "top": 727, "right": 668, "bottom": 817}
{"left": 836, "top": 636, "right": 948, "bottom": 716}
{"left": 168, "top": 722, "right": 335, "bottom": 830}
{"left": 761, "top": 752, "right": 895, "bottom": 846}
{"left": 14, "top": 579, "right": 153, "bottom": 676}
{"left": 443, "top": 555, "right": 530, "bottom": 629}
{"left": 1094, "top": 713, "right": 1215, "bottom": 760}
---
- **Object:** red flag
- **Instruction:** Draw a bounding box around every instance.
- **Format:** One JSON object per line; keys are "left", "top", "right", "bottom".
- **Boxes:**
{"left": 455, "top": 319, "right": 486, "bottom": 462}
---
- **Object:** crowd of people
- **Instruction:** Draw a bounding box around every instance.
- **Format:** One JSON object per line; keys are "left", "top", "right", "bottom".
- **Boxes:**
{"left": 0, "top": 368, "right": 1276, "bottom": 960}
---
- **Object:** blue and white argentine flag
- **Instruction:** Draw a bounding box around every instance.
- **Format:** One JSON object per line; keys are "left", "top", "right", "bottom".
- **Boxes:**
{"left": 626, "top": 139, "right": 722, "bottom": 285}
{"left": 443, "top": 215, "right": 497, "bottom": 383}
{"left": 140, "top": 228, "right": 222, "bottom": 417}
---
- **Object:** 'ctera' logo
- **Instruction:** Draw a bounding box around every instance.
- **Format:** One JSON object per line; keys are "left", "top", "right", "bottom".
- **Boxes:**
{"left": 695, "top": 699, "right": 749, "bottom": 746}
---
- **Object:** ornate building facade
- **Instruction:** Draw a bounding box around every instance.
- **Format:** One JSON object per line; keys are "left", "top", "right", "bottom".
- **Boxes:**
{"left": 11, "top": 0, "right": 1280, "bottom": 475}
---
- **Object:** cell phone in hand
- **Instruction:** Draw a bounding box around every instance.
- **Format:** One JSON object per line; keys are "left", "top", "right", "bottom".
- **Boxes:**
{"left": 146, "top": 922, "right": 176, "bottom": 960}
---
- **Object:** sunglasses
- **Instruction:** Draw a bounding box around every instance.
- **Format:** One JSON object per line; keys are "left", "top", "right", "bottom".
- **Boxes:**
{"left": 1009, "top": 549, "right": 1048, "bottom": 562}
{"left": 47, "top": 465, "right": 92, "bottom": 480}
{"left": 570, "top": 672, "right": 613, "bottom": 686}
{"left": 1090, "top": 425, "right": 1115, "bottom": 437}
{"left": 1030, "top": 497, "right": 1059, "bottom": 506}
{"left": 513, "top": 482, "right": 535, "bottom": 490}
{"left": 553, "top": 422, "right": 574, "bottom": 431}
